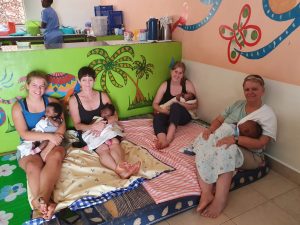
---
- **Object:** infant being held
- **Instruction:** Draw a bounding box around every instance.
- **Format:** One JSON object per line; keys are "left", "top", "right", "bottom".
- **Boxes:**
{"left": 193, "top": 120, "right": 263, "bottom": 184}
{"left": 76, "top": 103, "right": 124, "bottom": 151}
{"left": 17, "top": 102, "right": 63, "bottom": 160}
{"left": 160, "top": 92, "right": 198, "bottom": 119}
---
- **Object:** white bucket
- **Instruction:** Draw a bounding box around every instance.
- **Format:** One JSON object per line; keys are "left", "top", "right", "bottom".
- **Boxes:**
{"left": 91, "top": 16, "right": 107, "bottom": 36}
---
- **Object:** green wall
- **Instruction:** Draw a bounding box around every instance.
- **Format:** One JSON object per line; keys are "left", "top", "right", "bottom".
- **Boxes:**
{"left": 0, "top": 42, "right": 182, "bottom": 153}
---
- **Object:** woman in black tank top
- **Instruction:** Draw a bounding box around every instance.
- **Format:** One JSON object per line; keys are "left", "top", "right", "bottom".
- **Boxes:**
{"left": 69, "top": 67, "right": 140, "bottom": 179}
{"left": 152, "top": 61, "right": 198, "bottom": 149}
{"left": 74, "top": 91, "right": 104, "bottom": 124}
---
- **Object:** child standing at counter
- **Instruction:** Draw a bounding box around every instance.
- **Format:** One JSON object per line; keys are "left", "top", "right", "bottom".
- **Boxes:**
{"left": 41, "top": 0, "right": 63, "bottom": 46}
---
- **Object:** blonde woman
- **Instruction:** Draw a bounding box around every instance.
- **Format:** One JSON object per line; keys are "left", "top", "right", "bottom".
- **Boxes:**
{"left": 196, "top": 75, "right": 277, "bottom": 218}
{"left": 12, "top": 71, "right": 66, "bottom": 219}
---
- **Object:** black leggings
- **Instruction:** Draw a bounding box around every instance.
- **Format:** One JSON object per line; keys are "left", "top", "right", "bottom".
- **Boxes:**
{"left": 153, "top": 103, "right": 192, "bottom": 135}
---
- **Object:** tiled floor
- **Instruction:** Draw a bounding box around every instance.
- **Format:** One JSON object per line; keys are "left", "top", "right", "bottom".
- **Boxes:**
{"left": 157, "top": 170, "right": 300, "bottom": 225}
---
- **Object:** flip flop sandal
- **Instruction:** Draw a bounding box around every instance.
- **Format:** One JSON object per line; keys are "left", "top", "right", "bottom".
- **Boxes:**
{"left": 38, "top": 197, "right": 48, "bottom": 213}
{"left": 31, "top": 208, "right": 44, "bottom": 219}
{"left": 31, "top": 197, "right": 47, "bottom": 216}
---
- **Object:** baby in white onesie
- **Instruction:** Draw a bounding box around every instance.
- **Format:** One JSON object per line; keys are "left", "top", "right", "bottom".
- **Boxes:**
{"left": 160, "top": 92, "right": 198, "bottom": 119}
{"left": 17, "top": 102, "right": 63, "bottom": 159}
{"left": 73, "top": 103, "right": 124, "bottom": 152}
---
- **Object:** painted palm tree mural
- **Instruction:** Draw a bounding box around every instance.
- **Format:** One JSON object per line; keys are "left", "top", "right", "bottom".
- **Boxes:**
{"left": 132, "top": 55, "right": 154, "bottom": 103}
{"left": 87, "top": 46, "right": 154, "bottom": 109}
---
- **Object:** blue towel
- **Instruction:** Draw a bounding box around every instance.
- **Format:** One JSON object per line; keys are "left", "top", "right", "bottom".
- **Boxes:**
{"left": 9, "top": 31, "right": 26, "bottom": 36}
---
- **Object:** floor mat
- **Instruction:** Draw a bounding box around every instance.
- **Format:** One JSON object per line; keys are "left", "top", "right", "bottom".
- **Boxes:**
{"left": 0, "top": 148, "right": 270, "bottom": 225}
{"left": 0, "top": 153, "right": 31, "bottom": 225}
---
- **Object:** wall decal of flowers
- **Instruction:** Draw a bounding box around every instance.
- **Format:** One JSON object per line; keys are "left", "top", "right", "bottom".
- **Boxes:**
{"left": 237, "top": 0, "right": 300, "bottom": 59}
{"left": 219, "top": 4, "right": 262, "bottom": 64}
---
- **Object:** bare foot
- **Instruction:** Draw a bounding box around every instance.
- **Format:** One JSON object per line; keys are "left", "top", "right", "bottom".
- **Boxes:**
{"left": 117, "top": 161, "right": 134, "bottom": 171}
{"left": 43, "top": 201, "right": 57, "bottom": 220}
{"left": 130, "top": 161, "right": 141, "bottom": 174}
{"left": 155, "top": 139, "right": 169, "bottom": 150}
{"left": 154, "top": 139, "right": 162, "bottom": 149}
{"left": 31, "top": 197, "right": 47, "bottom": 216}
{"left": 115, "top": 161, "right": 141, "bottom": 179}
{"left": 196, "top": 192, "right": 214, "bottom": 213}
{"left": 201, "top": 197, "right": 227, "bottom": 218}
{"left": 32, "top": 209, "right": 43, "bottom": 219}
{"left": 160, "top": 140, "right": 169, "bottom": 149}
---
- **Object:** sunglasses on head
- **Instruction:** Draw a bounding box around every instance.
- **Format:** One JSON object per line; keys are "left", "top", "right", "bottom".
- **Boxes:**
{"left": 244, "top": 75, "right": 264, "bottom": 86}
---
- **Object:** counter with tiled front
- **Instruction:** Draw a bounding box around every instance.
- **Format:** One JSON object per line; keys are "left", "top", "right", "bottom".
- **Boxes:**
{"left": 0, "top": 34, "right": 123, "bottom": 45}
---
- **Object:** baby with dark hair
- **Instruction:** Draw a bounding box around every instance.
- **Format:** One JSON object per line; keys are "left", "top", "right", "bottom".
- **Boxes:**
{"left": 238, "top": 120, "right": 262, "bottom": 138}
{"left": 98, "top": 103, "right": 116, "bottom": 122}
{"left": 17, "top": 102, "right": 63, "bottom": 160}
{"left": 73, "top": 103, "right": 124, "bottom": 151}
{"left": 184, "top": 120, "right": 263, "bottom": 184}
{"left": 160, "top": 92, "right": 198, "bottom": 119}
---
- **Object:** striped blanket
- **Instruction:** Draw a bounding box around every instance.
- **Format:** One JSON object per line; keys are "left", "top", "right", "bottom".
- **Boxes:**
{"left": 120, "top": 119, "right": 206, "bottom": 203}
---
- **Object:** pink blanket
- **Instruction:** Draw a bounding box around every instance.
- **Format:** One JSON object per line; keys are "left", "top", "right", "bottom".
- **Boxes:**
{"left": 119, "top": 119, "right": 205, "bottom": 203}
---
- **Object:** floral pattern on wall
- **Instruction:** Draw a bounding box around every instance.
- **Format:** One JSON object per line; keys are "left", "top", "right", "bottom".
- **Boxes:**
{"left": 237, "top": 0, "right": 300, "bottom": 60}
{"left": 219, "top": 4, "right": 262, "bottom": 64}
{"left": 0, "top": 0, "right": 25, "bottom": 24}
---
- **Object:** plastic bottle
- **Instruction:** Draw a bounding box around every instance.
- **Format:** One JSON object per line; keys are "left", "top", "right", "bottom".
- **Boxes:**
{"left": 120, "top": 24, "right": 125, "bottom": 35}
{"left": 85, "top": 22, "right": 92, "bottom": 35}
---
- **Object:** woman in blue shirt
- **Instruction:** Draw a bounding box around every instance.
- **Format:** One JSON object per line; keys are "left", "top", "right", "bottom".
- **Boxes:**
{"left": 12, "top": 71, "right": 66, "bottom": 219}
